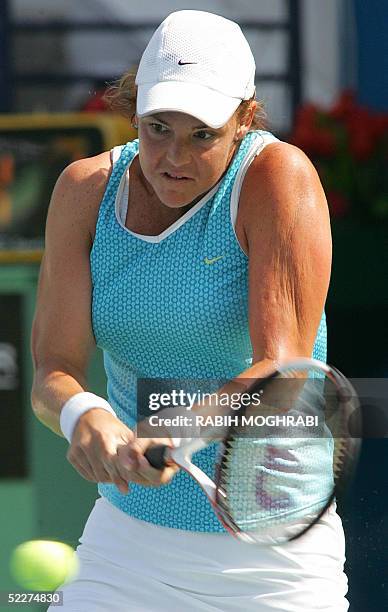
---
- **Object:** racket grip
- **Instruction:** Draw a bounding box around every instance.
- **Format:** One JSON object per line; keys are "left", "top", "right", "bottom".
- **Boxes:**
{"left": 145, "top": 444, "right": 170, "bottom": 469}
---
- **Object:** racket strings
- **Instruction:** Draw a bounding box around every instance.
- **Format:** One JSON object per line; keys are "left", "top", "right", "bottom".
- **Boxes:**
{"left": 214, "top": 367, "right": 358, "bottom": 543}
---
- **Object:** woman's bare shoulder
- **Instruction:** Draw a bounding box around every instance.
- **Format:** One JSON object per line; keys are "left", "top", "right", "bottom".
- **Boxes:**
{"left": 239, "top": 141, "right": 328, "bottom": 229}
{"left": 49, "top": 150, "right": 113, "bottom": 240}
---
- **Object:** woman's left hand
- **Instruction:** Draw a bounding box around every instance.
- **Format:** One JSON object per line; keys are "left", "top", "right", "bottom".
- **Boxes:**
{"left": 116, "top": 417, "right": 179, "bottom": 487}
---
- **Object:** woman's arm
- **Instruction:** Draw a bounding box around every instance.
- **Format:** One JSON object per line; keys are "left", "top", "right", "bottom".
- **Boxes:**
{"left": 31, "top": 153, "right": 109, "bottom": 433}
{"left": 31, "top": 154, "right": 175, "bottom": 490}
{"left": 237, "top": 141, "right": 331, "bottom": 381}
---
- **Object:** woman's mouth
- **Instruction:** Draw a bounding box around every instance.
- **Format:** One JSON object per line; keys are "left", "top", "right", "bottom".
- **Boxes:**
{"left": 162, "top": 172, "right": 192, "bottom": 181}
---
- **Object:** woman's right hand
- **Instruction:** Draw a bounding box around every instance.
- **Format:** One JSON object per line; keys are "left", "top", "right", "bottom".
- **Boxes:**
{"left": 67, "top": 408, "right": 177, "bottom": 494}
{"left": 66, "top": 408, "right": 135, "bottom": 494}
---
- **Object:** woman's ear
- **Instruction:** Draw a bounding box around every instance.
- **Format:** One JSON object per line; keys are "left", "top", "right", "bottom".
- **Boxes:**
{"left": 131, "top": 114, "right": 139, "bottom": 129}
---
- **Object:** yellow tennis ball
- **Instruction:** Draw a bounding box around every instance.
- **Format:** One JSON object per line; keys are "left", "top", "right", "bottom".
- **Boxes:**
{"left": 10, "top": 540, "right": 79, "bottom": 591}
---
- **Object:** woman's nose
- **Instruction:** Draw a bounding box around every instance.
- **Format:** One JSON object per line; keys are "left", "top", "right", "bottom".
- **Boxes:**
{"left": 165, "top": 139, "right": 192, "bottom": 167}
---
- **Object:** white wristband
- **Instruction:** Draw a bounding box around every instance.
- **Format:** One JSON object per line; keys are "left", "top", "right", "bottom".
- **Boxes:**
{"left": 60, "top": 392, "right": 116, "bottom": 443}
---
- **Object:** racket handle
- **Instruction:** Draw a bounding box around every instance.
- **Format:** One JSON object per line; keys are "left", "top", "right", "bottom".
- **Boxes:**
{"left": 145, "top": 444, "right": 170, "bottom": 469}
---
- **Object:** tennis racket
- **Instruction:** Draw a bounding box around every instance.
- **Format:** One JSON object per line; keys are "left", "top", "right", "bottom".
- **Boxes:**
{"left": 145, "top": 358, "right": 361, "bottom": 545}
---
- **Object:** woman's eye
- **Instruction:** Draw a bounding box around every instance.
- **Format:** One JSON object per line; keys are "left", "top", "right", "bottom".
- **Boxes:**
{"left": 150, "top": 123, "right": 168, "bottom": 134}
{"left": 194, "top": 130, "right": 214, "bottom": 140}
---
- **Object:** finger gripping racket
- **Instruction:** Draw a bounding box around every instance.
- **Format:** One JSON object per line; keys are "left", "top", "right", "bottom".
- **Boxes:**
{"left": 145, "top": 358, "right": 361, "bottom": 545}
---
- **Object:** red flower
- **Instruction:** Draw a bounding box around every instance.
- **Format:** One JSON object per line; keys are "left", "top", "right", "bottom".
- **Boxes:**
{"left": 81, "top": 89, "right": 109, "bottom": 112}
{"left": 341, "top": 102, "right": 387, "bottom": 160}
{"left": 329, "top": 90, "right": 357, "bottom": 120}
{"left": 290, "top": 91, "right": 388, "bottom": 220}
{"left": 327, "top": 192, "right": 350, "bottom": 218}
{"left": 310, "top": 129, "right": 336, "bottom": 156}
{"left": 291, "top": 102, "right": 336, "bottom": 156}
{"left": 347, "top": 122, "right": 375, "bottom": 160}
{"left": 292, "top": 124, "right": 336, "bottom": 157}
{"left": 295, "top": 103, "right": 320, "bottom": 127}
{"left": 371, "top": 114, "right": 388, "bottom": 138}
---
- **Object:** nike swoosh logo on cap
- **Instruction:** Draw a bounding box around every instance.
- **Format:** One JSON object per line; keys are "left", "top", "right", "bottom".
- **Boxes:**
{"left": 178, "top": 60, "right": 198, "bottom": 65}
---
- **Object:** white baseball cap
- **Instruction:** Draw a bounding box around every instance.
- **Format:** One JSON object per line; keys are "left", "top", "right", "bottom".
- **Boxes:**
{"left": 135, "top": 10, "right": 256, "bottom": 129}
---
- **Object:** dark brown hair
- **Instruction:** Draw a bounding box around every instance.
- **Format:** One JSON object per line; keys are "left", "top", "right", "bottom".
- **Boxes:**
{"left": 104, "top": 70, "right": 267, "bottom": 130}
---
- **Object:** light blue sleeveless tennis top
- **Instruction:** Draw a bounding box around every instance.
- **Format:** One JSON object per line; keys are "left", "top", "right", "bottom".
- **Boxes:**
{"left": 90, "top": 130, "right": 328, "bottom": 532}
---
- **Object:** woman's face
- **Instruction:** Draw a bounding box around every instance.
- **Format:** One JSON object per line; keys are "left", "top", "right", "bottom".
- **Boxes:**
{"left": 137, "top": 111, "right": 242, "bottom": 208}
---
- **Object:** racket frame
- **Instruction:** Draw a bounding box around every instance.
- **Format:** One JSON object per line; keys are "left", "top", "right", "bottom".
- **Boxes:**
{"left": 145, "top": 358, "right": 361, "bottom": 544}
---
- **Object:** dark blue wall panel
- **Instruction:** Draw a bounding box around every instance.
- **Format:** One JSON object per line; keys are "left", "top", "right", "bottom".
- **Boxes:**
{"left": 0, "top": 0, "right": 11, "bottom": 112}
{"left": 355, "top": 0, "right": 388, "bottom": 110}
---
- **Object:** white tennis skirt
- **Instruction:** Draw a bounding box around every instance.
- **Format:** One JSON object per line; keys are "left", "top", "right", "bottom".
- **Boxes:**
{"left": 51, "top": 496, "right": 349, "bottom": 612}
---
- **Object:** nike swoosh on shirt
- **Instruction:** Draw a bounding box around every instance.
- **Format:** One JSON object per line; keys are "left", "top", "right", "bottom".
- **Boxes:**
{"left": 178, "top": 60, "right": 198, "bottom": 65}
{"left": 203, "top": 256, "right": 225, "bottom": 265}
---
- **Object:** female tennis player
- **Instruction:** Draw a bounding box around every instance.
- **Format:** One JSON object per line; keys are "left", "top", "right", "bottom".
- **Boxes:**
{"left": 31, "top": 10, "right": 348, "bottom": 611}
